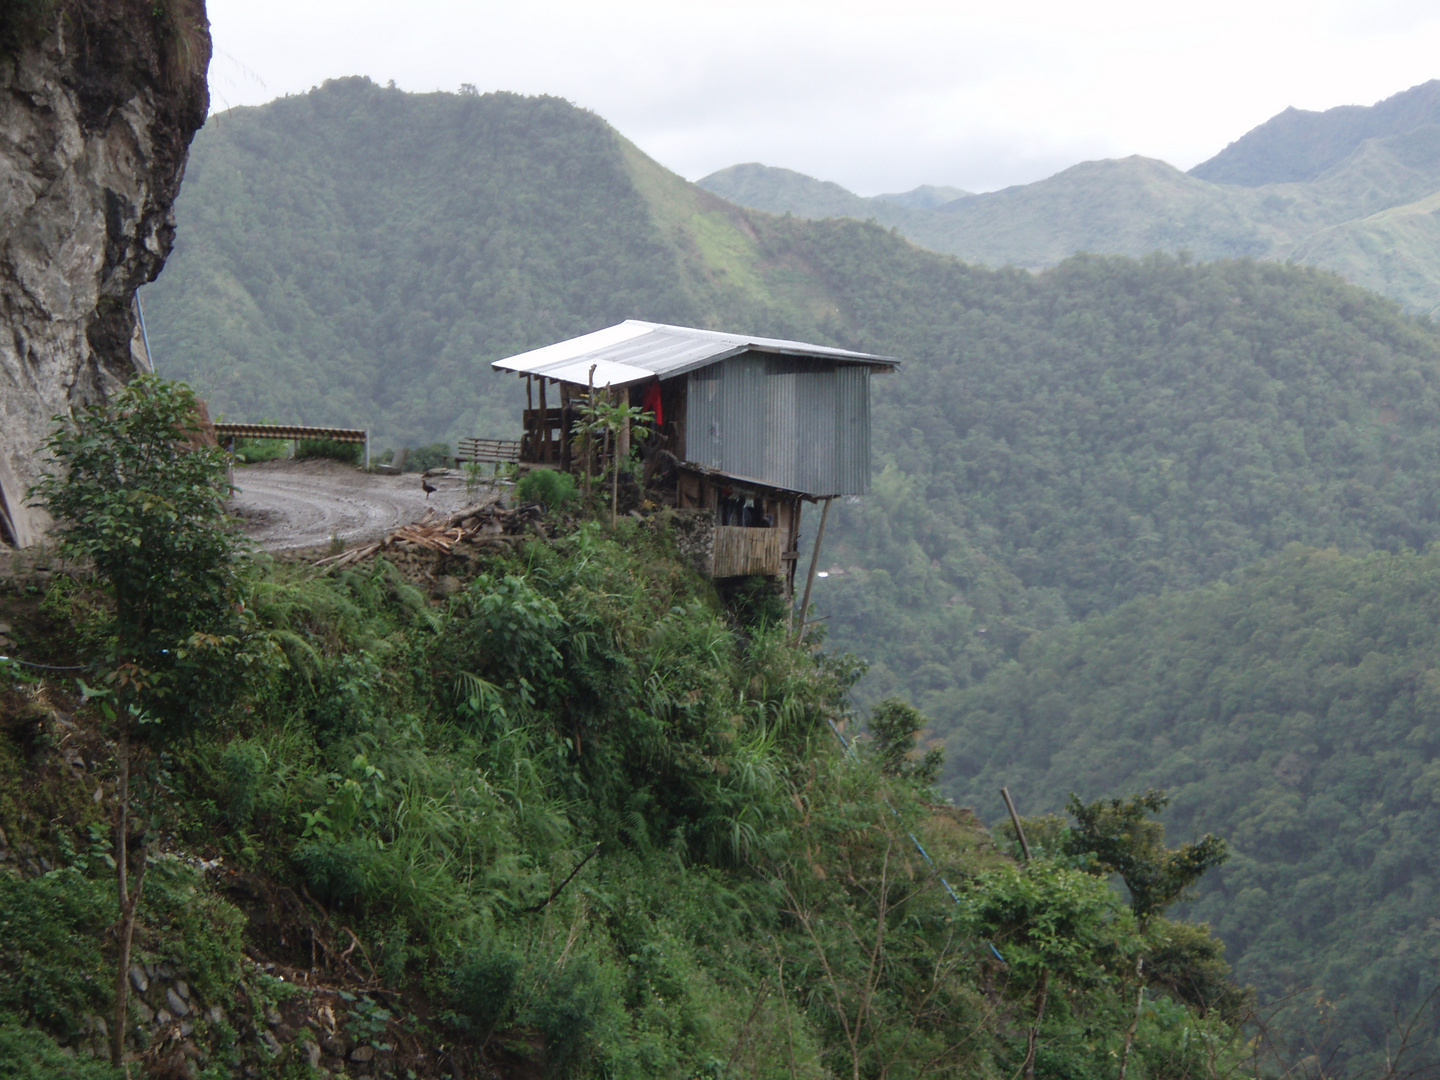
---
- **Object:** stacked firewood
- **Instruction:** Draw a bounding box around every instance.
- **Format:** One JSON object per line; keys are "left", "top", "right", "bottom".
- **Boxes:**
{"left": 314, "top": 501, "right": 547, "bottom": 570}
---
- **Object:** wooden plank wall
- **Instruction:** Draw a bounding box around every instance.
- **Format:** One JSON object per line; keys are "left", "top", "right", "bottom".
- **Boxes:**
{"left": 713, "top": 526, "right": 783, "bottom": 577}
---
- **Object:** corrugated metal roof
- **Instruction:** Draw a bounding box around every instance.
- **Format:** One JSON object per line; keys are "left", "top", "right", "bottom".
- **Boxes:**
{"left": 490, "top": 320, "right": 897, "bottom": 388}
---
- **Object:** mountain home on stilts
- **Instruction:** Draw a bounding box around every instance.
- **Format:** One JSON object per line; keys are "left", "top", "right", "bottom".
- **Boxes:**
{"left": 487, "top": 320, "right": 896, "bottom": 607}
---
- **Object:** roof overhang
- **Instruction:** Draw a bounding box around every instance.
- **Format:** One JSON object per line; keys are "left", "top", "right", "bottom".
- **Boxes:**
{"left": 491, "top": 320, "right": 898, "bottom": 390}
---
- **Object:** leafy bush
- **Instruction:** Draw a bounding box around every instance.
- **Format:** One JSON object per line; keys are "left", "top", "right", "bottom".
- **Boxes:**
{"left": 293, "top": 837, "right": 382, "bottom": 907}
{"left": 528, "top": 958, "right": 623, "bottom": 1079}
{"left": 403, "top": 442, "right": 451, "bottom": 472}
{"left": 139, "top": 858, "right": 247, "bottom": 1007}
{"left": 28, "top": 374, "right": 251, "bottom": 730}
{"left": 0, "top": 1018, "right": 123, "bottom": 1079}
{"left": 725, "top": 575, "right": 788, "bottom": 629}
{"left": 449, "top": 949, "right": 522, "bottom": 1037}
{"left": 516, "top": 468, "right": 577, "bottom": 509}
{"left": 461, "top": 574, "right": 564, "bottom": 687}
{"left": 866, "top": 697, "right": 943, "bottom": 785}
{"left": 295, "top": 437, "right": 362, "bottom": 465}
{"left": 0, "top": 868, "right": 114, "bottom": 1037}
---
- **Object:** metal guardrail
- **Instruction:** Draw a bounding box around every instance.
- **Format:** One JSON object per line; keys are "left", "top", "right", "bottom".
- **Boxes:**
{"left": 213, "top": 423, "right": 369, "bottom": 469}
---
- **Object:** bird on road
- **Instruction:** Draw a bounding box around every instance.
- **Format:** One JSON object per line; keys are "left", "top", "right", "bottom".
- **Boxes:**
{"left": 421, "top": 477, "right": 437, "bottom": 499}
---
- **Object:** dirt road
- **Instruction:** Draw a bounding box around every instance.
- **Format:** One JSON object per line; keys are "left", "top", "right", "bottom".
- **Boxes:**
{"left": 230, "top": 459, "right": 498, "bottom": 553}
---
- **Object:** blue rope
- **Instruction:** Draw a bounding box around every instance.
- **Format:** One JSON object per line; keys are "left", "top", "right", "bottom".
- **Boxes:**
{"left": 824, "top": 716, "right": 1004, "bottom": 964}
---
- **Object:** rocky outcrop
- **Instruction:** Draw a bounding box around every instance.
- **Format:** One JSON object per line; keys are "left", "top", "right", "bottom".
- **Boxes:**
{"left": 0, "top": 0, "right": 210, "bottom": 545}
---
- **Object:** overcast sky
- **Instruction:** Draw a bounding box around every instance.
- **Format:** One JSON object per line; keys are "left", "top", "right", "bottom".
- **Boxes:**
{"left": 206, "top": 0, "right": 1440, "bottom": 196}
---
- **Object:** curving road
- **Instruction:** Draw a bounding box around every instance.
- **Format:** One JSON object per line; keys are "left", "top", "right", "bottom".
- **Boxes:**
{"left": 230, "top": 459, "right": 497, "bottom": 553}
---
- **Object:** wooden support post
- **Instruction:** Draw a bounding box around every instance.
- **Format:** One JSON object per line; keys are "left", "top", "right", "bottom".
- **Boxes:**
{"left": 617, "top": 388, "right": 631, "bottom": 467}
{"left": 791, "top": 496, "right": 832, "bottom": 644}
{"left": 1001, "top": 787, "right": 1033, "bottom": 862}
{"left": 539, "top": 378, "right": 550, "bottom": 463}
{"left": 560, "top": 383, "right": 573, "bottom": 473}
{"left": 584, "top": 364, "right": 596, "bottom": 497}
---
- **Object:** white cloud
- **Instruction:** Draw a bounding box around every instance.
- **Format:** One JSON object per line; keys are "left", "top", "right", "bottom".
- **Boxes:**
{"left": 205, "top": 0, "right": 1440, "bottom": 194}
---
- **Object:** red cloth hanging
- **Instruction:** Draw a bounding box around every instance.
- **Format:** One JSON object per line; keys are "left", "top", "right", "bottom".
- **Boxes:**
{"left": 642, "top": 380, "right": 663, "bottom": 426}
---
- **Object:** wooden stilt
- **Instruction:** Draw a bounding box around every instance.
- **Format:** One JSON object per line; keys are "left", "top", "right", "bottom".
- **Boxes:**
{"left": 792, "top": 496, "right": 832, "bottom": 644}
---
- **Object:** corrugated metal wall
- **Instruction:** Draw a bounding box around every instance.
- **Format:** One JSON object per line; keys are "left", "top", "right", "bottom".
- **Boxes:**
{"left": 686, "top": 353, "right": 871, "bottom": 496}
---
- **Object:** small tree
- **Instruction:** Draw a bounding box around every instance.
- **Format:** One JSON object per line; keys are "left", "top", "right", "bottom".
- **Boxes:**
{"left": 1065, "top": 789, "right": 1228, "bottom": 1080}
{"left": 570, "top": 389, "right": 652, "bottom": 525}
{"left": 867, "top": 697, "right": 943, "bottom": 786}
{"left": 30, "top": 374, "right": 250, "bottom": 1066}
{"left": 1064, "top": 789, "right": 1226, "bottom": 922}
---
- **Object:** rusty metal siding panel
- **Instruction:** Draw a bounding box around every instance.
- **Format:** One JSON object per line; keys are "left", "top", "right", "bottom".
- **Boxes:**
{"left": 685, "top": 351, "right": 873, "bottom": 496}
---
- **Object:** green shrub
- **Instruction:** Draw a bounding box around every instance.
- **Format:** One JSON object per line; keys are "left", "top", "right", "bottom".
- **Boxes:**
{"left": 726, "top": 576, "right": 788, "bottom": 629}
{"left": 0, "top": 1018, "right": 123, "bottom": 1079}
{"left": 295, "top": 437, "right": 362, "bottom": 465}
{"left": 449, "top": 949, "right": 522, "bottom": 1037}
{"left": 294, "top": 838, "right": 381, "bottom": 907}
{"left": 403, "top": 442, "right": 451, "bottom": 472}
{"left": 140, "top": 858, "right": 247, "bottom": 1007}
{"left": 0, "top": 868, "right": 114, "bottom": 1037}
{"left": 528, "top": 958, "right": 622, "bottom": 1078}
{"left": 516, "top": 469, "right": 576, "bottom": 509}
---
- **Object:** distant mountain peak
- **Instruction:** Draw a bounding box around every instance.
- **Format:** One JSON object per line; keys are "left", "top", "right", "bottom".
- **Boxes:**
{"left": 874, "top": 184, "right": 970, "bottom": 210}
{"left": 1190, "top": 79, "right": 1440, "bottom": 186}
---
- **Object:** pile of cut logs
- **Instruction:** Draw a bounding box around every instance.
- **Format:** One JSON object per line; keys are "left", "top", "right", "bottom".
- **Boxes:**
{"left": 314, "top": 501, "right": 547, "bottom": 570}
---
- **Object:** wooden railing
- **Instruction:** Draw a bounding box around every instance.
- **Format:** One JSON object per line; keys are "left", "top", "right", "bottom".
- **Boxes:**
{"left": 455, "top": 437, "right": 522, "bottom": 466}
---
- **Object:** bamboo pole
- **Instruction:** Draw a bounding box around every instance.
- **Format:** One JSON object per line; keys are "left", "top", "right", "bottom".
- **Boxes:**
{"left": 1001, "top": 787, "right": 1033, "bottom": 861}
{"left": 791, "top": 496, "right": 832, "bottom": 644}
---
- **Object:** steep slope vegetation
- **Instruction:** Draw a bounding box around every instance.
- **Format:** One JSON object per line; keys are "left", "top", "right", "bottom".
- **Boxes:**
{"left": 0, "top": 510, "right": 1250, "bottom": 1079}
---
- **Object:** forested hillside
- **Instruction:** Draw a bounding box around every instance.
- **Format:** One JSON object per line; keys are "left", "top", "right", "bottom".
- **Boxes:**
{"left": 145, "top": 78, "right": 837, "bottom": 452}
{"left": 698, "top": 80, "right": 1440, "bottom": 315}
{"left": 144, "top": 77, "right": 1440, "bottom": 1069}
{"left": 941, "top": 545, "right": 1440, "bottom": 1073}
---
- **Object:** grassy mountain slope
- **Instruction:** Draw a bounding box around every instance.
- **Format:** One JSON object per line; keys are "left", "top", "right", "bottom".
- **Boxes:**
{"left": 939, "top": 544, "right": 1440, "bottom": 1072}
{"left": 1191, "top": 78, "right": 1440, "bottom": 185}
{"left": 697, "top": 82, "right": 1440, "bottom": 313}
{"left": 146, "top": 81, "right": 1440, "bottom": 1067}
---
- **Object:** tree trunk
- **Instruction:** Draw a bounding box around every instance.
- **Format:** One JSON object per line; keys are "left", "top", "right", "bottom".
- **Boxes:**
{"left": 1023, "top": 970, "right": 1049, "bottom": 1080}
{"left": 110, "top": 725, "right": 148, "bottom": 1067}
{"left": 1118, "top": 957, "right": 1145, "bottom": 1080}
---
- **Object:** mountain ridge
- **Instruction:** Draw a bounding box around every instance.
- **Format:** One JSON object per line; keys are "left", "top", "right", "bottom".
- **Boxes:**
{"left": 697, "top": 79, "right": 1440, "bottom": 315}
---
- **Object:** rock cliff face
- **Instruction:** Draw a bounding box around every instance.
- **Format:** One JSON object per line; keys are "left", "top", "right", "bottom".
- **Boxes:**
{"left": 0, "top": 0, "right": 210, "bottom": 546}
